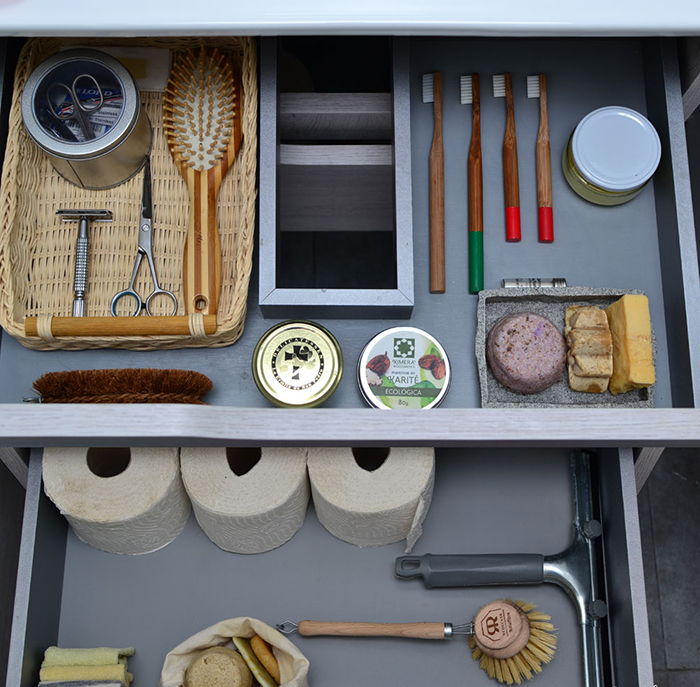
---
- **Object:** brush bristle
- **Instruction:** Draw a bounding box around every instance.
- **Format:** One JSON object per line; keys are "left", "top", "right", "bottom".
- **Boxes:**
{"left": 468, "top": 599, "right": 557, "bottom": 685}
{"left": 163, "top": 47, "right": 238, "bottom": 172}
{"left": 493, "top": 74, "right": 506, "bottom": 98}
{"left": 33, "top": 369, "right": 213, "bottom": 404}
{"left": 526, "top": 75, "right": 540, "bottom": 99}
{"left": 460, "top": 75, "right": 473, "bottom": 105}
{"left": 422, "top": 73, "right": 434, "bottom": 103}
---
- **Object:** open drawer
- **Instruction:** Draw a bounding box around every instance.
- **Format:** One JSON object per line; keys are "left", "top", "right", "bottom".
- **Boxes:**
{"left": 6, "top": 448, "right": 651, "bottom": 687}
{"left": 0, "top": 37, "right": 698, "bottom": 445}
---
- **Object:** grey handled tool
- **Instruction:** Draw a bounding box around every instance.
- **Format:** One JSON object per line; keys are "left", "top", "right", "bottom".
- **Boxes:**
{"left": 56, "top": 209, "right": 113, "bottom": 317}
{"left": 396, "top": 452, "right": 606, "bottom": 687}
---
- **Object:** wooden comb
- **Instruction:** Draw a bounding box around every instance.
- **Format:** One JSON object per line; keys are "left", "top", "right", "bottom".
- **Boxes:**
{"left": 163, "top": 47, "right": 243, "bottom": 315}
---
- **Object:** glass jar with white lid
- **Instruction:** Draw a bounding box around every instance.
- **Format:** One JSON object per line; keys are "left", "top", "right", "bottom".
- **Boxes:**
{"left": 562, "top": 106, "right": 661, "bottom": 206}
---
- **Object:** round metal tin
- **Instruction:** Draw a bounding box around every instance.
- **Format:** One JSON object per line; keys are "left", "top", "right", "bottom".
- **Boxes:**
{"left": 252, "top": 321, "right": 344, "bottom": 408}
{"left": 358, "top": 326, "right": 451, "bottom": 410}
{"left": 21, "top": 48, "right": 151, "bottom": 189}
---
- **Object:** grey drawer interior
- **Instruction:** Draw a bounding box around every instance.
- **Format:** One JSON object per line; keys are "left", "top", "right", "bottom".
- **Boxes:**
{"left": 7, "top": 449, "right": 651, "bottom": 687}
{"left": 0, "top": 37, "right": 697, "bottom": 420}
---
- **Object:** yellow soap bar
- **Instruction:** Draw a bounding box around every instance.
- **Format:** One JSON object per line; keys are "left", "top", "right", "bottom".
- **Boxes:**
{"left": 605, "top": 294, "right": 655, "bottom": 395}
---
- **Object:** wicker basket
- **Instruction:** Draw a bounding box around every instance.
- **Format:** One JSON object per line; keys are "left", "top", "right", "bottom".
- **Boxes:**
{"left": 0, "top": 37, "right": 257, "bottom": 350}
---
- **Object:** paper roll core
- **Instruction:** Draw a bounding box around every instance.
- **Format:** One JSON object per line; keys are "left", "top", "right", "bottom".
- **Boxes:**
{"left": 226, "top": 447, "right": 263, "bottom": 476}
{"left": 352, "top": 447, "right": 390, "bottom": 472}
{"left": 86, "top": 447, "right": 132, "bottom": 478}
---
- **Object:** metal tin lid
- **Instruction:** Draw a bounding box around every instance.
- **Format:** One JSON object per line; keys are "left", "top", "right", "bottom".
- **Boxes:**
{"left": 571, "top": 106, "right": 661, "bottom": 192}
{"left": 252, "top": 321, "right": 343, "bottom": 408}
{"left": 21, "top": 49, "right": 141, "bottom": 160}
{"left": 358, "top": 326, "right": 451, "bottom": 410}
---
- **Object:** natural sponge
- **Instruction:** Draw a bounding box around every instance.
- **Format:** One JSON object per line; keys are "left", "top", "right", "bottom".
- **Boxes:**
{"left": 185, "top": 647, "right": 252, "bottom": 687}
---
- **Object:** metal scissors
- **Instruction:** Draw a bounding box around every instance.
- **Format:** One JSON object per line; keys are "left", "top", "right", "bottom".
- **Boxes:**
{"left": 111, "top": 159, "right": 178, "bottom": 317}
{"left": 47, "top": 73, "right": 104, "bottom": 141}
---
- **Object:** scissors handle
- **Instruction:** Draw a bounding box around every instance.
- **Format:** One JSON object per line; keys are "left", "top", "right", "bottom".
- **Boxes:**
{"left": 144, "top": 289, "right": 178, "bottom": 317}
{"left": 110, "top": 289, "right": 143, "bottom": 317}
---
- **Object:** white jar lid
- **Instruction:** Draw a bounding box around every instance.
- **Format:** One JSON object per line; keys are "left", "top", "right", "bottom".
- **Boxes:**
{"left": 571, "top": 106, "right": 661, "bottom": 192}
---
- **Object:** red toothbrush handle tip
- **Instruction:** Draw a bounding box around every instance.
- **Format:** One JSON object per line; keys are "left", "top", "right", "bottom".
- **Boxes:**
{"left": 538, "top": 207, "right": 554, "bottom": 243}
{"left": 505, "top": 207, "right": 521, "bottom": 242}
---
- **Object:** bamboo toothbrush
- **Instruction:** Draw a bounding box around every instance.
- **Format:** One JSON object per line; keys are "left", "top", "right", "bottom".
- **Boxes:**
{"left": 527, "top": 73, "right": 554, "bottom": 243}
{"left": 422, "top": 71, "right": 445, "bottom": 294}
{"left": 460, "top": 73, "right": 483, "bottom": 294}
{"left": 163, "top": 47, "right": 243, "bottom": 316}
{"left": 493, "top": 73, "right": 521, "bottom": 242}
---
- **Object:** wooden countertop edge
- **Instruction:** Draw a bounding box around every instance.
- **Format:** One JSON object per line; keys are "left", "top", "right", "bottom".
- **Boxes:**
{"left": 0, "top": 406, "right": 698, "bottom": 446}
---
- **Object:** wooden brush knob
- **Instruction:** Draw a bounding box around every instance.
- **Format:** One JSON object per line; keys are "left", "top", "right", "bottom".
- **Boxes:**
{"left": 472, "top": 600, "right": 530, "bottom": 659}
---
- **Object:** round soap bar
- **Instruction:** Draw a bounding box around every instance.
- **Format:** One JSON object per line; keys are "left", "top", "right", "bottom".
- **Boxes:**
{"left": 185, "top": 647, "right": 253, "bottom": 687}
{"left": 486, "top": 312, "right": 566, "bottom": 394}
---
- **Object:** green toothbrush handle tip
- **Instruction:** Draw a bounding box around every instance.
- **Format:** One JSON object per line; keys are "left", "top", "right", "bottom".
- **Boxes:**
{"left": 469, "top": 231, "right": 484, "bottom": 294}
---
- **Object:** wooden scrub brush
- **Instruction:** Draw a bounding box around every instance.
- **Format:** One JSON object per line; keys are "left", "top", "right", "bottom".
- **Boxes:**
{"left": 277, "top": 598, "right": 556, "bottom": 685}
{"left": 32, "top": 369, "right": 213, "bottom": 404}
{"left": 468, "top": 599, "right": 557, "bottom": 684}
{"left": 163, "top": 46, "right": 243, "bottom": 316}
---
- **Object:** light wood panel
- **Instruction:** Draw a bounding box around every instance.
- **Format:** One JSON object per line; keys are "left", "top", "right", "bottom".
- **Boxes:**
{"left": 1, "top": 407, "right": 700, "bottom": 446}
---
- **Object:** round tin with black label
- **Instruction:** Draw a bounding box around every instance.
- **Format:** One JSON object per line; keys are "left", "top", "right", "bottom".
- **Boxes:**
{"left": 252, "top": 321, "right": 343, "bottom": 408}
{"left": 358, "top": 326, "right": 451, "bottom": 410}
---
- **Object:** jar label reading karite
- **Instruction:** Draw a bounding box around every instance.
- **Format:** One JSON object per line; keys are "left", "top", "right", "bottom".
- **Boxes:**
{"left": 363, "top": 331, "right": 448, "bottom": 409}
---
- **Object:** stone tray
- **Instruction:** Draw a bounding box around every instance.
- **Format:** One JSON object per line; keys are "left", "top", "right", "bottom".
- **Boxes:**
{"left": 476, "top": 287, "right": 655, "bottom": 408}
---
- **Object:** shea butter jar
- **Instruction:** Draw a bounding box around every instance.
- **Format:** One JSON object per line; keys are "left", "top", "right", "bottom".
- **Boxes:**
{"left": 252, "top": 320, "right": 343, "bottom": 408}
{"left": 358, "top": 327, "right": 451, "bottom": 410}
{"left": 563, "top": 106, "right": 661, "bottom": 206}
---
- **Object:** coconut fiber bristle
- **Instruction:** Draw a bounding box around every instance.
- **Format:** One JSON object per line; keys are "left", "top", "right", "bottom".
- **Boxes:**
{"left": 33, "top": 369, "right": 213, "bottom": 404}
{"left": 468, "top": 599, "right": 557, "bottom": 685}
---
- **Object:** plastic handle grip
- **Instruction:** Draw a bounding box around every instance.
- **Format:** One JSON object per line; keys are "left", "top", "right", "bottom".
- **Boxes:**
{"left": 505, "top": 207, "right": 521, "bottom": 242}
{"left": 538, "top": 207, "right": 554, "bottom": 243}
{"left": 395, "top": 553, "right": 545, "bottom": 588}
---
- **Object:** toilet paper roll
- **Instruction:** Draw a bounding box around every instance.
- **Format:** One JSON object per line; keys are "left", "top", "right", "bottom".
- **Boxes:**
{"left": 42, "top": 447, "right": 190, "bottom": 555}
{"left": 180, "top": 447, "right": 309, "bottom": 554}
{"left": 307, "top": 447, "right": 435, "bottom": 552}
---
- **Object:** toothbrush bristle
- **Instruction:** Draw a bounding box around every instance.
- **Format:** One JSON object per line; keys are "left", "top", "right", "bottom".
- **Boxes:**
{"left": 459, "top": 75, "right": 473, "bottom": 105}
{"left": 527, "top": 75, "right": 540, "bottom": 98}
{"left": 422, "top": 73, "right": 434, "bottom": 103}
{"left": 492, "top": 74, "right": 506, "bottom": 98}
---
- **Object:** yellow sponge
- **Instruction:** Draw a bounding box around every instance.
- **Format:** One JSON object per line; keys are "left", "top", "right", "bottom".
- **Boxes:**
{"left": 43, "top": 647, "right": 134, "bottom": 667}
{"left": 39, "top": 664, "right": 132, "bottom": 686}
{"left": 605, "top": 294, "right": 655, "bottom": 395}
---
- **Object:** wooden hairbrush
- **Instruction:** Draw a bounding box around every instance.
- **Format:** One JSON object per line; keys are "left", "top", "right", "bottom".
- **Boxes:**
{"left": 163, "top": 47, "right": 243, "bottom": 315}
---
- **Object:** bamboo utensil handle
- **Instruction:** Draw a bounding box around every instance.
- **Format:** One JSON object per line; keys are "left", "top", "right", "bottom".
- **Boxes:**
{"left": 503, "top": 72, "right": 521, "bottom": 243}
{"left": 298, "top": 620, "right": 448, "bottom": 640}
{"left": 25, "top": 315, "right": 217, "bottom": 338}
{"left": 468, "top": 73, "right": 484, "bottom": 294}
{"left": 536, "top": 73, "right": 553, "bottom": 243}
{"left": 183, "top": 168, "right": 223, "bottom": 315}
{"left": 429, "top": 71, "right": 445, "bottom": 294}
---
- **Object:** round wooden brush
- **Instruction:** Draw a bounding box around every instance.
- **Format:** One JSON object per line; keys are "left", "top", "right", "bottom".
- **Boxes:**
{"left": 163, "top": 47, "right": 243, "bottom": 316}
{"left": 277, "top": 598, "right": 556, "bottom": 685}
{"left": 32, "top": 368, "right": 213, "bottom": 404}
{"left": 468, "top": 599, "right": 557, "bottom": 685}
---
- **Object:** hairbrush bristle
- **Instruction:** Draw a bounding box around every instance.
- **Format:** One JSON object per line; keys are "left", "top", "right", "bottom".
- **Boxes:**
{"left": 526, "top": 75, "right": 541, "bottom": 98}
{"left": 422, "top": 73, "right": 435, "bottom": 103}
{"left": 33, "top": 369, "right": 213, "bottom": 404}
{"left": 164, "top": 47, "right": 238, "bottom": 172}
{"left": 493, "top": 74, "right": 506, "bottom": 98}
{"left": 468, "top": 599, "right": 557, "bottom": 685}
{"left": 460, "top": 75, "right": 473, "bottom": 104}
